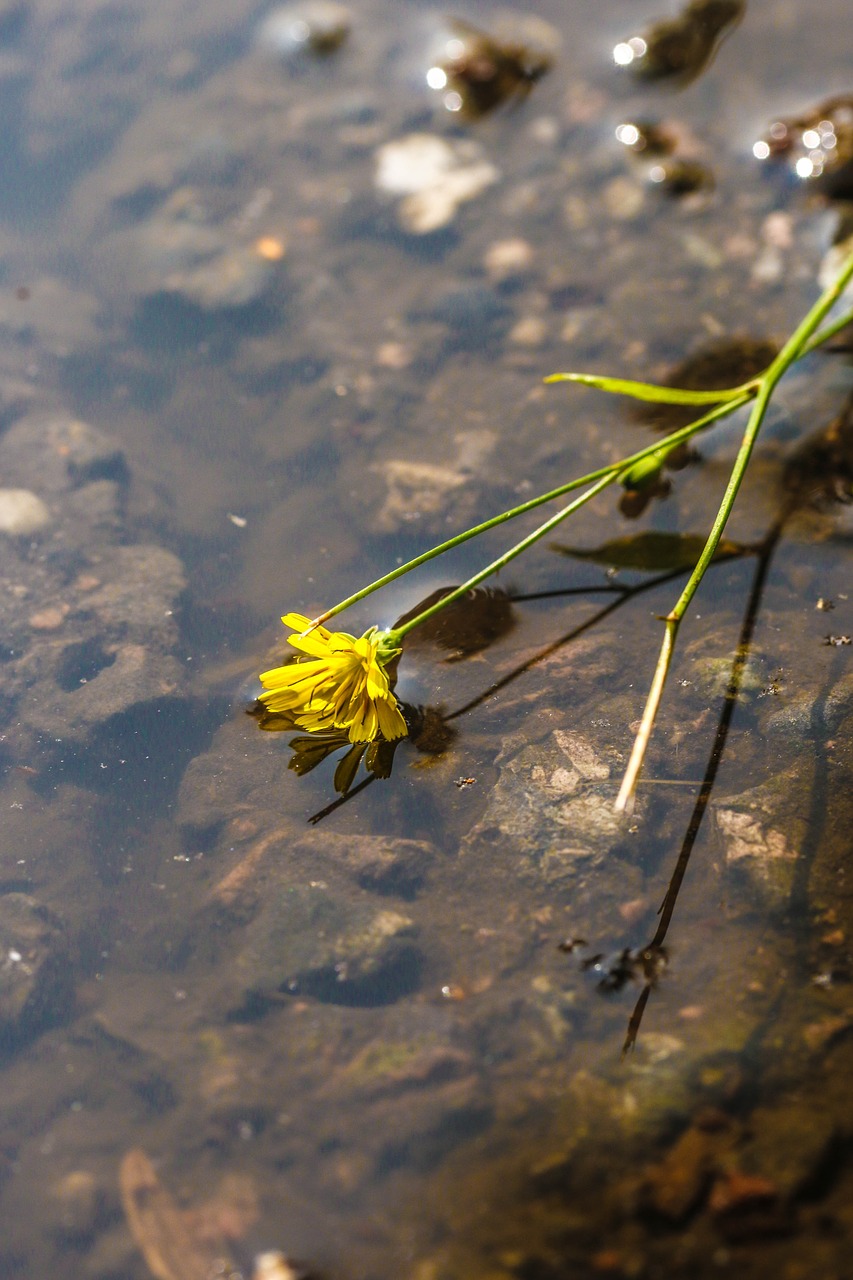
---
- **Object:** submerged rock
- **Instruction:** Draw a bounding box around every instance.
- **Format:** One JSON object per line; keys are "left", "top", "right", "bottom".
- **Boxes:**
{"left": 0, "top": 893, "right": 71, "bottom": 1053}
{"left": 47, "top": 1169, "right": 105, "bottom": 1245}
{"left": 464, "top": 728, "right": 634, "bottom": 884}
{"left": 0, "top": 413, "right": 191, "bottom": 758}
{"left": 0, "top": 487, "right": 51, "bottom": 536}
{"left": 374, "top": 133, "right": 499, "bottom": 234}
{"left": 713, "top": 770, "right": 806, "bottom": 913}
{"left": 132, "top": 192, "right": 283, "bottom": 310}
{"left": 343, "top": 425, "right": 496, "bottom": 536}
{"left": 234, "top": 884, "right": 419, "bottom": 1006}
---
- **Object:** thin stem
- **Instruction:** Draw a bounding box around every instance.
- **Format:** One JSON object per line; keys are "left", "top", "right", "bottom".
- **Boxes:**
{"left": 623, "top": 517, "right": 785, "bottom": 1053}
{"left": 391, "top": 473, "right": 616, "bottom": 641}
{"left": 616, "top": 247, "right": 853, "bottom": 811}
{"left": 307, "top": 267, "right": 850, "bottom": 653}
{"left": 801, "top": 300, "right": 853, "bottom": 354}
{"left": 312, "top": 392, "right": 756, "bottom": 631}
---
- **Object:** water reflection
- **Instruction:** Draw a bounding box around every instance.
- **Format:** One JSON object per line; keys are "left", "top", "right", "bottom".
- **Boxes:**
{"left": 572, "top": 399, "right": 853, "bottom": 1055}
{"left": 754, "top": 94, "right": 853, "bottom": 196}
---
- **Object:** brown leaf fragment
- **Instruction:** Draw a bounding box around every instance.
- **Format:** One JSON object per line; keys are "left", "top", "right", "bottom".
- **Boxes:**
{"left": 119, "top": 1149, "right": 237, "bottom": 1280}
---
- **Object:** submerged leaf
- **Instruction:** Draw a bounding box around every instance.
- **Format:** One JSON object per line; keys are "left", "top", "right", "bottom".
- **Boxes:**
{"left": 549, "top": 531, "right": 744, "bottom": 572}
{"left": 119, "top": 1149, "right": 236, "bottom": 1280}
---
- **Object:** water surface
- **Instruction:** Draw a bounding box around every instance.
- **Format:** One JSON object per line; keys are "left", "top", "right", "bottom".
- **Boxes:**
{"left": 1, "top": 1, "right": 852, "bottom": 1277}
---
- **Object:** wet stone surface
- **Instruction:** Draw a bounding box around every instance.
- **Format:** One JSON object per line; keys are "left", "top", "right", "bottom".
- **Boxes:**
{"left": 233, "top": 887, "right": 419, "bottom": 1007}
{"left": 0, "top": 412, "right": 190, "bottom": 759}
{"left": 0, "top": 893, "right": 71, "bottom": 1054}
{"left": 464, "top": 727, "right": 636, "bottom": 884}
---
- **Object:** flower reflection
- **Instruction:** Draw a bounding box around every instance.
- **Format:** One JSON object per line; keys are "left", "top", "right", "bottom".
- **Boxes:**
{"left": 250, "top": 700, "right": 457, "bottom": 799}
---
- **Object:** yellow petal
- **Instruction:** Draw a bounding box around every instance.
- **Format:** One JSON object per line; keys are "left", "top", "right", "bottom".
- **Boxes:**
{"left": 376, "top": 696, "right": 407, "bottom": 741}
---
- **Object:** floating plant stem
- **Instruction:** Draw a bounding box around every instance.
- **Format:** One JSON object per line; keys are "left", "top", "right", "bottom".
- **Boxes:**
{"left": 310, "top": 389, "right": 759, "bottom": 632}
{"left": 389, "top": 473, "right": 616, "bottom": 642}
{"left": 262, "top": 247, "right": 853, "bottom": 781}
{"left": 615, "top": 244, "right": 853, "bottom": 811}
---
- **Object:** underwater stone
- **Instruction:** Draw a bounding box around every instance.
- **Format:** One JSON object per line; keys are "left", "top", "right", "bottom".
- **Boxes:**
{"left": 483, "top": 236, "right": 534, "bottom": 285}
{"left": 0, "top": 414, "right": 128, "bottom": 495}
{"left": 414, "top": 282, "right": 509, "bottom": 338}
{"left": 134, "top": 195, "right": 282, "bottom": 311}
{"left": 760, "top": 672, "right": 853, "bottom": 743}
{"left": 713, "top": 771, "right": 807, "bottom": 913}
{"left": 0, "top": 488, "right": 51, "bottom": 536}
{"left": 374, "top": 134, "right": 499, "bottom": 234}
{"left": 736, "top": 1100, "right": 837, "bottom": 1199}
{"left": 48, "top": 1169, "right": 104, "bottom": 1244}
{"left": 0, "top": 893, "right": 71, "bottom": 1053}
{"left": 236, "top": 884, "right": 419, "bottom": 1005}
{"left": 288, "top": 831, "right": 436, "bottom": 897}
{"left": 464, "top": 729, "right": 633, "bottom": 884}
{"left": 349, "top": 427, "right": 495, "bottom": 536}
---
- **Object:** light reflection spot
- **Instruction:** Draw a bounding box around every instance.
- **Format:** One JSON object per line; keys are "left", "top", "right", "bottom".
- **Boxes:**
{"left": 443, "top": 91, "right": 464, "bottom": 113}
{"left": 612, "top": 41, "right": 635, "bottom": 66}
{"left": 426, "top": 65, "right": 447, "bottom": 90}
{"left": 288, "top": 18, "right": 311, "bottom": 44}
{"left": 795, "top": 156, "right": 815, "bottom": 179}
{"left": 616, "top": 122, "right": 640, "bottom": 147}
{"left": 752, "top": 140, "right": 770, "bottom": 160}
{"left": 801, "top": 128, "right": 821, "bottom": 149}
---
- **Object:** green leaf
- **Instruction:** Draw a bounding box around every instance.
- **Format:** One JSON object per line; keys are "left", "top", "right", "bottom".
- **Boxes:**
{"left": 549, "top": 531, "right": 744, "bottom": 573}
{"left": 544, "top": 372, "right": 748, "bottom": 404}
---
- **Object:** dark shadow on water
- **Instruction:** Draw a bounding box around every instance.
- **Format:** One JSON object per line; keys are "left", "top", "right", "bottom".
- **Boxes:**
{"left": 227, "top": 947, "right": 424, "bottom": 1020}
{"left": 130, "top": 292, "right": 284, "bottom": 358}
{"left": 31, "top": 696, "right": 227, "bottom": 883}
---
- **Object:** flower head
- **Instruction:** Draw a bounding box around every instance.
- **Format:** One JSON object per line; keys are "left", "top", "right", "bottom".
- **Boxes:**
{"left": 258, "top": 613, "right": 407, "bottom": 744}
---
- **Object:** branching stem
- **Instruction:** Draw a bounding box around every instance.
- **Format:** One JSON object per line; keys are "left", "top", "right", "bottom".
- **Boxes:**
{"left": 615, "top": 248, "right": 853, "bottom": 810}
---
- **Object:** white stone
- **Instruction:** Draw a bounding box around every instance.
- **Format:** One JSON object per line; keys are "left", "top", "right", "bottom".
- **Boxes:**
{"left": 375, "top": 133, "right": 499, "bottom": 234}
{"left": 0, "top": 488, "right": 51, "bottom": 535}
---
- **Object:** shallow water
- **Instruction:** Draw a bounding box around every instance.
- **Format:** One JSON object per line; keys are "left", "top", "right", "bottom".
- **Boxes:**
{"left": 1, "top": 1, "right": 852, "bottom": 1277}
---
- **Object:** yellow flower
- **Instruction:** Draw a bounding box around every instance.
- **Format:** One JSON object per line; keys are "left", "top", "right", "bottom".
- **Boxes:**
{"left": 258, "top": 613, "right": 407, "bottom": 744}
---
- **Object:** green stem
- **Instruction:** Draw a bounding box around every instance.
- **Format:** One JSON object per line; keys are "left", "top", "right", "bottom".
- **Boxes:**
{"left": 801, "top": 300, "right": 853, "bottom": 354}
{"left": 309, "top": 278, "right": 852, "bottom": 640}
{"left": 313, "top": 392, "right": 755, "bottom": 630}
{"left": 389, "top": 473, "right": 617, "bottom": 642}
{"left": 615, "top": 248, "right": 853, "bottom": 811}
